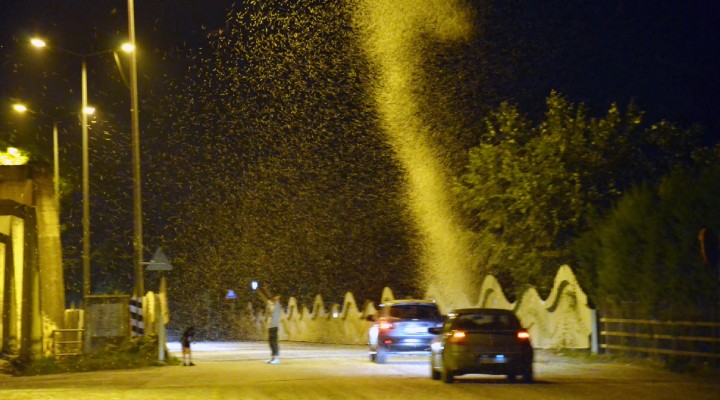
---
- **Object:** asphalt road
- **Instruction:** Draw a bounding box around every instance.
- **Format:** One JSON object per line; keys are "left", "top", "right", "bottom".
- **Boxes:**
{"left": 0, "top": 341, "right": 718, "bottom": 399}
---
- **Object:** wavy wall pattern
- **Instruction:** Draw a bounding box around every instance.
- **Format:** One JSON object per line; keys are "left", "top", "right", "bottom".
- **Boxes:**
{"left": 254, "top": 266, "right": 593, "bottom": 349}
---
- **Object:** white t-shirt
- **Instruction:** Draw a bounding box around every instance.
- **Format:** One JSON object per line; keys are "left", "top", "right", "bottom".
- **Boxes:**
{"left": 270, "top": 300, "right": 281, "bottom": 328}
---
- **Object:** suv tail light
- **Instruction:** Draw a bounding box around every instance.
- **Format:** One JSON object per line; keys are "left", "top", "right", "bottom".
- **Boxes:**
{"left": 449, "top": 330, "right": 466, "bottom": 345}
{"left": 517, "top": 330, "right": 530, "bottom": 340}
{"left": 379, "top": 319, "right": 394, "bottom": 331}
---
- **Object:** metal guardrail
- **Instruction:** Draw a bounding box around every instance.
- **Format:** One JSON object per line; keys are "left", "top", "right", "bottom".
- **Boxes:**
{"left": 600, "top": 318, "right": 720, "bottom": 359}
{"left": 52, "top": 329, "right": 84, "bottom": 356}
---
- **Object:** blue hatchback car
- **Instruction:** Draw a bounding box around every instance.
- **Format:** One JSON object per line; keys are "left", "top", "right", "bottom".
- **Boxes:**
{"left": 367, "top": 300, "right": 443, "bottom": 364}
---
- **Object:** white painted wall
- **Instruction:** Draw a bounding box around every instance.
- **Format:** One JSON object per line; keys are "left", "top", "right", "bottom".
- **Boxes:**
{"left": 67, "top": 266, "right": 593, "bottom": 350}
{"left": 253, "top": 266, "right": 593, "bottom": 349}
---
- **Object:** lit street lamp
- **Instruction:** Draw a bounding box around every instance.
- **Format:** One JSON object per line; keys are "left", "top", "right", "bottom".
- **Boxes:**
{"left": 127, "top": 0, "right": 144, "bottom": 298}
{"left": 30, "top": 37, "right": 133, "bottom": 301}
{"left": 11, "top": 102, "right": 70, "bottom": 210}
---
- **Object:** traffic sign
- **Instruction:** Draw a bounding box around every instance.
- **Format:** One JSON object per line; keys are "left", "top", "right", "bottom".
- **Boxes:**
{"left": 144, "top": 247, "right": 173, "bottom": 271}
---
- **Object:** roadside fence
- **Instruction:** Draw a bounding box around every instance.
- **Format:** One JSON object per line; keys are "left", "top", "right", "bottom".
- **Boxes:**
{"left": 598, "top": 305, "right": 720, "bottom": 369}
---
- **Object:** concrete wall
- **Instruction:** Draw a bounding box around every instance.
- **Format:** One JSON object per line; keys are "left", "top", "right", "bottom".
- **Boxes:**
{"left": 64, "top": 266, "right": 591, "bottom": 351}
{"left": 0, "top": 165, "right": 65, "bottom": 357}
{"left": 253, "top": 266, "right": 592, "bottom": 349}
{"left": 468, "top": 265, "right": 593, "bottom": 348}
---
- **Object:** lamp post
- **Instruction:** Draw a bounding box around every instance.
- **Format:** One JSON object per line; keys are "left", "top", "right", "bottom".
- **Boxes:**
{"left": 80, "top": 55, "right": 90, "bottom": 300}
{"left": 12, "top": 103, "right": 62, "bottom": 210}
{"left": 128, "top": 0, "right": 144, "bottom": 298}
{"left": 30, "top": 38, "right": 131, "bottom": 301}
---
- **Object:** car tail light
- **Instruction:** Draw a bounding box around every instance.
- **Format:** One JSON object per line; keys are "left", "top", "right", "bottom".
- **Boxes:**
{"left": 517, "top": 330, "right": 530, "bottom": 340}
{"left": 449, "top": 330, "right": 466, "bottom": 345}
{"left": 379, "top": 320, "right": 394, "bottom": 331}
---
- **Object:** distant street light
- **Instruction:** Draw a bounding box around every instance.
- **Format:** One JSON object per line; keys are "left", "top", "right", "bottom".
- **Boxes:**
{"left": 12, "top": 104, "right": 28, "bottom": 113}
{"left": 30, "top": 37, "right": 133, "bottom": 301}
{"left": 11, "top": 102, "right": 63, "bottom": 210}
{"left": 30, "top": 38, "right": 46, "bottom": 48}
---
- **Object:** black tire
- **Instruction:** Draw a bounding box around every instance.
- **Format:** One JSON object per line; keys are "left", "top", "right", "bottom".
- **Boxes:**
{"left": 522, "top": 366, "right": 534, "bottom": 383}
{"left": 375, "top": 346, "right": 388, "bottom": 364}
{"left": 441, "top": 360, "right": 454, "bottom": 383}
{"left": 430, "top": 358, "right": 441, "bottom": 380}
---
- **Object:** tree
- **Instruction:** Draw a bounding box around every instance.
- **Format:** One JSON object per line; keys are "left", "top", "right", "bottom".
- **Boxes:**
{"left": 453, "top": 92, "right": 704, "bottom": 296}
{"left": 573, "top": 164, "right": 720, "bottom": 317}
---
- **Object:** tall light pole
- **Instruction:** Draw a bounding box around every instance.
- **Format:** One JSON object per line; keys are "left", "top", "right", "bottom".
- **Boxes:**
{"left": 30, "top": 38, "right": 130, "bottom": 301}
{"left": 128, "top": 0, "right": 144, "bottom": 298}
{"left": 53, "top": 120, "right": 59, "bottom": 209}
{"left": 80, "top": 55, "right": 91, "bottom": 299}
{"left": 11, "top": 103, "right": 61, "bottom": 210}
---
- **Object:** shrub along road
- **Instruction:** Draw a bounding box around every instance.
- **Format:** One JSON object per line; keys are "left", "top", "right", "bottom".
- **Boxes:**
{"left": 0, "top": 342, "right": 718, "bottom": 399}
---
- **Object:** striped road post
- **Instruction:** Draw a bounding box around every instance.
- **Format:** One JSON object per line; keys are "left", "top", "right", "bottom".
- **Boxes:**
{"left": 130, "top": 296, "right": 144, "bottom": 336}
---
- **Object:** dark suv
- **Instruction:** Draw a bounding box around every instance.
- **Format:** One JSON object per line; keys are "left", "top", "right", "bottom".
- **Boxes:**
{"left": 367, "top": 299, "right": 443, "bottom": 363}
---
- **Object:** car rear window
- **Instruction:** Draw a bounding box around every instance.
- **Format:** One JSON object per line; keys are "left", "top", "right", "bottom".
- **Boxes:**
{"left": 388, "top": 304, "right": 441, "bottom": 320}
{"left": 452, "top": 313, "right": 520, "bottom": 330}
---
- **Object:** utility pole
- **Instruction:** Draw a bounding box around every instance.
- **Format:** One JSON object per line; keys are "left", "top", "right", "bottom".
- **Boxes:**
{"left": 128, "top": 0, "right": 144, "bottom": 297}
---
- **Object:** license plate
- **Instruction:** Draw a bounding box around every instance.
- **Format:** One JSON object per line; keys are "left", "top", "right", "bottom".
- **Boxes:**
{"left": 479, "top": 355, "right": 506, "bottom": 364}
{"left": 405, "top": 326, "right": 427, "bottom": 334}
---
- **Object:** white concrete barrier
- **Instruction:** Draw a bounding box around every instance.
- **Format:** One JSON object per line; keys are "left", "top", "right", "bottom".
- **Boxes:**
{"left": 254, "top": 266, "right": 593, "bottom": 349}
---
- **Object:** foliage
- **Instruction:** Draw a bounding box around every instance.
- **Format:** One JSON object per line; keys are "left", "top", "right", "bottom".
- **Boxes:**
{"left": 453, "top": 91, "right": 704, "bottom": 296}
{"left": 7, "top": 335, "right": 174, "bottom": 376}
{"left": 573, "top": 164, "right": 720, "bottom": 317}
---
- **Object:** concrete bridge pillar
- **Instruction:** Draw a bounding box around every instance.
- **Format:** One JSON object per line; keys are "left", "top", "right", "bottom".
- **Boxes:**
{"left": 0, "top": 164, "right": 64, "bottom": 358}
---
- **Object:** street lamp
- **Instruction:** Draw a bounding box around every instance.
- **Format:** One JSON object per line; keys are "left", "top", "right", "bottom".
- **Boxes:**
{"left": 30, "top": 37, "right": 132, "bottom": 301}
{"left": 127, "top": 0, "right": 144, "bottom": 298}
{"left": 11, "top": 102, "right": 65, "bottom": 210}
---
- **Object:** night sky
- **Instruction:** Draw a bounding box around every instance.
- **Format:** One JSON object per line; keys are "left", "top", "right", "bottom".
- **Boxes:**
{"left": 2, "top": 1, "right": 718, "bottom": 141}
{"left": 0, "top": 0, "right": 719, "bottom": 304}
{"left": 0, "top": 1, "right": 234, "bottom": 121}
